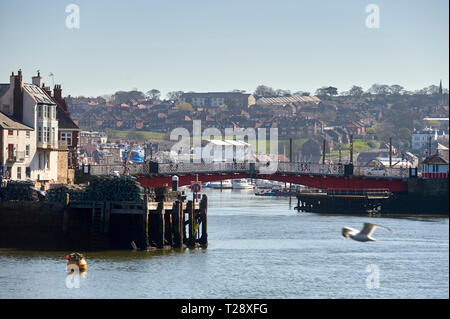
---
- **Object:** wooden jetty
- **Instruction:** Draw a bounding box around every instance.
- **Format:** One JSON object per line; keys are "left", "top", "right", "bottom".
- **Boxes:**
{"left": 0, "top": 191, "right": 208, "bottom": 251}
{"left": 66, "top": 193, "right": 208, "bottom": 251}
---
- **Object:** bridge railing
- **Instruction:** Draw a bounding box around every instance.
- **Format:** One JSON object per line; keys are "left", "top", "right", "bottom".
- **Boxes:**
{"left": 277, "top": 162, "right": 345, "bottom": 176}
{"left": 88, "top": 163, "right": 149, "bottom": 176}
{"left": 158, "top": 162, "right": 250, "bottom": 174}
{"left": 353, "top": 166, "right": 409, "bottom": 178}
{"left": 85, "top": 162, "right": 409, "bottom": 179}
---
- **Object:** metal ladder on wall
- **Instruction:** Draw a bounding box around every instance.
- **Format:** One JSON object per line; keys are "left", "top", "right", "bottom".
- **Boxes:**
{"left": 91, "top": 202, "right": 104, "bottom": 250}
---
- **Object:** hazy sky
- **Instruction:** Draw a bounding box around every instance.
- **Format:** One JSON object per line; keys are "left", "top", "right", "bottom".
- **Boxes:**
{"left": 0, "top": 0, "right": 448, "bottom": 97}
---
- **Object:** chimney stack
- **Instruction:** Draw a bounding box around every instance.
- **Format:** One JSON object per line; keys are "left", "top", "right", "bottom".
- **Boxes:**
{"left": 13, "top": 69, "right": 24, "bottom": 122}
{"left": 53, "top": 84, "right": 69, "bottom": 112}
{"left": 44, "top": 85, "right": 52, "bottom": 98}
{"left": 54, "top": 84, "right": 62, "bottom": 101}
{"left": 32, "top": 70, "right": 43, "bottom": 88}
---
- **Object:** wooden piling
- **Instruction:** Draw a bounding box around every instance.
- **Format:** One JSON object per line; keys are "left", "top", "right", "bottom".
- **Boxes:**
{"left": 157, "top": 201, "right": 165, "bottom": 249}
{"left": 172, "top": 200, "right": 183, "bottom": 248}
{"left": 187, "top": 200, "right": 195, "bottom": 248}
{"left": 164, "top": 204, "right": 173, "bottom": 247}
{"left": 199, "top": 195, "right": 208, "bottom": 247}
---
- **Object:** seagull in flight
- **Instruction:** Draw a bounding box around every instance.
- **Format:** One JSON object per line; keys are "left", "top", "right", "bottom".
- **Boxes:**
{"left": 342, "top": 222, "right": 393, "bottom": 242}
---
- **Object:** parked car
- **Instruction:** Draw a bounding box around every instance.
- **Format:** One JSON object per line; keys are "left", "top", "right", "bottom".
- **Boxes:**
{"left": 365, "top": 167, "right": 386, "bottom": 176}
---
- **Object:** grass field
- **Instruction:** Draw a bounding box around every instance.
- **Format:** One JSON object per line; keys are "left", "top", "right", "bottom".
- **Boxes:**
{"left": 103, "top": 129, "right": 166, "bottom": 141}
{"left": 327, "top": 139, "right": 380, "bottom": 158}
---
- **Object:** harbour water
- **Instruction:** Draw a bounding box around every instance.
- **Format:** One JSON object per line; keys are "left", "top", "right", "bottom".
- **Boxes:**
{"left": 0, "top": 188, "right": 448, "bottom": 299}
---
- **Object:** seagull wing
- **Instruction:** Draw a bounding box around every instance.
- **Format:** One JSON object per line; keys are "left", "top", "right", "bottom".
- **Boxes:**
{"left": 342, "top": 227, "right": 359, "bottom": 237}
{"left": 360, "top": 223, "right": 392, "bottom": 236}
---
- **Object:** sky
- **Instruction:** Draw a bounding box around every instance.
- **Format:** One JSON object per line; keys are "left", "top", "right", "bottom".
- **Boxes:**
{"left": 0, "top": 0, "right": 448, "bottom": 98}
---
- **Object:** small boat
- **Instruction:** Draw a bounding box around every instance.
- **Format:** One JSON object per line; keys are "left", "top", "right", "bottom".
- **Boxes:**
{"left": 255, "top": 189, "right": 275, "bottom": 196}
{"left": 232, "top": 179, "right": 254, "bottom": 189}
{"left": 66, "top": 252, "right": 87, "bottom": 273}
{"left": 209, "top": 180, "right": 233, "bottom": 189}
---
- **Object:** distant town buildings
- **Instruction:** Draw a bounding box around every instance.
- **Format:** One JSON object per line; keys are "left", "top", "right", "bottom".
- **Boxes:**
{"left": 412, "top": 127, "right": 449, "bottom": 150}
{"left": 256, "top": 95, "right": 320, "bottom": 107}
{"left": 179, "top": 92, "right": 256, "bottom": 108}
{"left": 79, "top": 131, "right": 108, "bottom": 146}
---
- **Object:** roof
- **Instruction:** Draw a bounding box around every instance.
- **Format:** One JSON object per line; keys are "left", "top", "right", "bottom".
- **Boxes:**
{"left": 257, "top": 96, "right": 321, "bottom": 105}
{"left": 0, "top": 84, "right": 9, "bottom": 98}
{"left": 422, "top": 154, "right": 449, "bottom": 165}
{"left": 23, "top": 83, "right": 55, "bottom": 104}
{"left": 204, "top": 139, "right": 251, "bottom": 147}
{"left": 0, "top": 111, "right": 33, "bottom": 130}
{"left": 181, "top": 92, "right": 251, "bottom": 99}
{"left": 57, "top": 108, "right": 79, "bottom": 130}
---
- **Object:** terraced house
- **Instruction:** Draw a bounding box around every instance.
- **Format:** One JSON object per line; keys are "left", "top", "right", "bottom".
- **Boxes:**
{"left": 0, "top": 70, "right": 60, "bottom": 184}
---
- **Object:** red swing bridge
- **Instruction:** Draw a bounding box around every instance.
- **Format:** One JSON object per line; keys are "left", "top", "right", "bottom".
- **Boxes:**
{"left": 85, "top": 161, "right": 412, "bottom": 193}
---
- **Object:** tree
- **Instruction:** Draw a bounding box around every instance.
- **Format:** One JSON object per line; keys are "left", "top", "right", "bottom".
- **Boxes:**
{"left": 275, "top": 89, "right": 291, "bottom": 97}
{"left": 368, "top": 84, "right": 391, "bottom": 95}
{"left": 111, "top": 90, "right": 146, "bottom": 104}
{"left": 177, "top": 102, "right": 193, "bottom": 112}
{"left": 389, "top": 84, "right": 404, "bottom": 95}
{"left": 348, "top": 86, "right": 364, "bottom": 97}
{"left": 293, "top": 91, "right": 310, "bottom": 96}
{"left": 146, "top": 89, "right": 161, "bottom": 101}
{"left": 316, "top": 86, "right": 338, "bottom": 97}
{"left": 166, "top": 91, "right": 184, "bottom": 101}
{"left": 300, "top": 139, "right": 321, "bottom": 161}
{"left": 254, "top": 85, "right": 276, "bottom": 98}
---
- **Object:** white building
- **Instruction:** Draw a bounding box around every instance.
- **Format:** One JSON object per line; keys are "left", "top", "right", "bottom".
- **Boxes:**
{"left": 0, "top": 70, "right": 59, "bottom": 182}
{"left": 412, "top": 127, "right": 449, "bottom": 150}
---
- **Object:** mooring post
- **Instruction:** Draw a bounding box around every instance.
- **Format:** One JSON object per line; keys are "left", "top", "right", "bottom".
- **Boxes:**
{"left": 199, "top": 194, "right": 208, "bottom": 247}
{"left": 152, "top": 201, "right": 165, "bottom": 248}
{"left": 187, "top": 200, "right": 195, "bottom": 248}
{"left": 172, "top": 200, "right": 183, "bottom": 248}
{"left": 144, "top": 195, "right": 149, "bottom": 249}
{"left": 164, "top": 204, "right": 173, "bottom": 247}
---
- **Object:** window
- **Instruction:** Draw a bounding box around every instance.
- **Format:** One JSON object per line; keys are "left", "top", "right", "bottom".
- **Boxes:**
{"left": 25, "top": 144, "right": 30, "bottom": 157}
{"left": 17, "top": 167, "right": 21, "bottom": 180}
{"left": 26, "top": 167, "right": 31, "bottom": 178}
{"left": 8, "top": 144, "right": 14, "bottom": 160}
{"left": 26, "top": 131, "right": 30, "bottom": 138}
{"left": 38, "top": 154, "right": 42, "bottom": 169}
{"left": 46, "top": 127, "right": 50, "bottom": 144}
{"left": 8, "top": 130, "right": 13, "bottom": 136}
{"left": 44, "top": 105, "right": 49, "bottom": 118}
{"left": 38, "top": 127, "right": 42, "bottom": 142}
{"left": 42, "top": 127, "right": 48, "bottom": 143}
{"left": 51, "top": 127, "right": 56, "bottom": 145}
{"left": 46, "top": 153, "right": 50, "bottom": 169}
{"left": 61, "top": 132, "right": 72, "bottom": 146}
{"left": 38, "top": 105, "right": 42, "bottom": 118}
